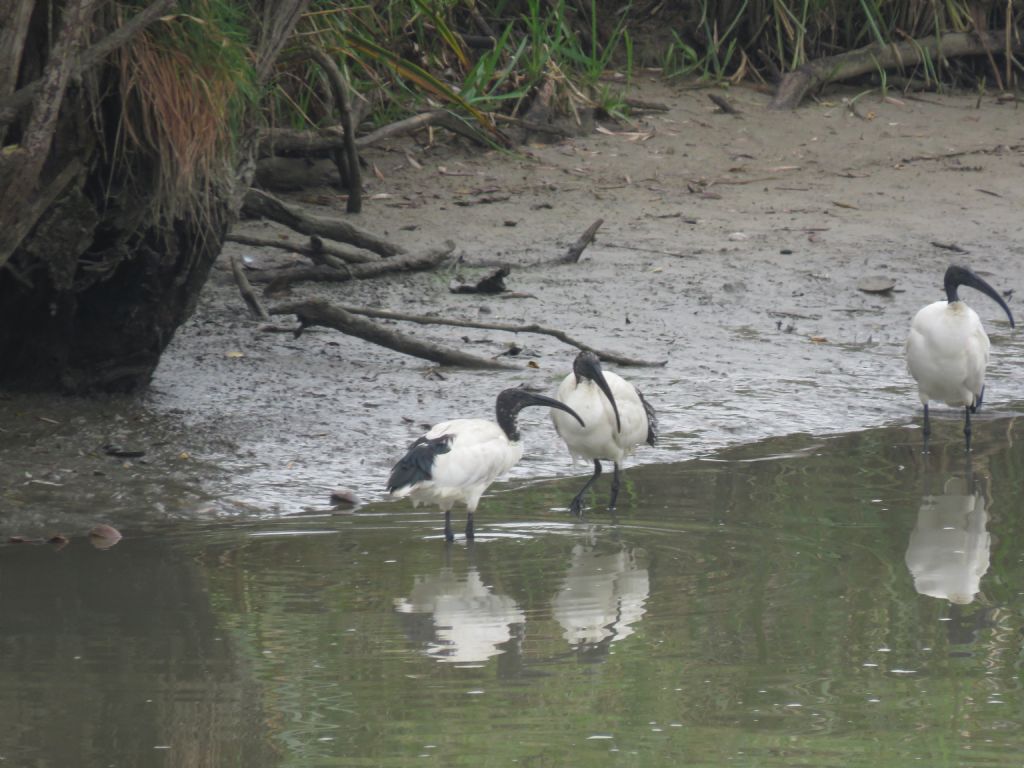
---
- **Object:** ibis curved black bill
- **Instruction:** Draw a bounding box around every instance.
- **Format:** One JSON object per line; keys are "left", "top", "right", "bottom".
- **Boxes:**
{"left": 574, "top": 351, "right": 621, "bottom": 433}
{"left": 496, "top": 388, "right": 585, "bottom": 431}
{"left": 945, "top": 265, "right": 1015, "bottom": 328}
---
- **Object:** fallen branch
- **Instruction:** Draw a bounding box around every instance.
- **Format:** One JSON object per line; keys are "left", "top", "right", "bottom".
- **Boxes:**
{"left": 332, "top": 305, "right": 667, "bottom": 367}
{"left": 560, "top": 218, "right": 604, "bottom": 264}
{"left": 260, "top": 241, "right": 454, "bottom": 294}
{"left": 242, "top": 188, "right": 404, "bottom": 257}
{"left": 269, "top": 299, "right": 514, "bottom": 369}
{"left": 226, "top": 232, "right": 380, "bottom": 264}
{"left": 230, "top": 255, "right": 270, "bottom": 320}
{"left": 770, "top": 29, "right": 1021, "bottom": 110}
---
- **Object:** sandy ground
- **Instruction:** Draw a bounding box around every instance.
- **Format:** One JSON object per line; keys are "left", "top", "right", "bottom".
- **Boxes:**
{"left": 3, "top": 79, "right": 1024, "bottom": 524}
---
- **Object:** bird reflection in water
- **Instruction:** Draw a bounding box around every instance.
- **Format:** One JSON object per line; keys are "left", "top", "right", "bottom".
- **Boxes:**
{"left": 551, "top": 541, "right": 649, "bottom": 657}
{"left": 905, "top": 472, "right": 990, "bottom": 606}
{"left": 394, "top": 567, "right": 525, "bottom": 664}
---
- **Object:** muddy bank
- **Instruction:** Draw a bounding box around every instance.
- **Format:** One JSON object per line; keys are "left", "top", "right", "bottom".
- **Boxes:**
{"left": 2, "top": 81, "right": 1023, "bottom": 525}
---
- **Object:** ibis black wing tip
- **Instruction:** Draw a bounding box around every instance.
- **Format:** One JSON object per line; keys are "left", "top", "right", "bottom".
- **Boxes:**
{"left": 638, "top": 390, "right": 658, "bottom": 447}
{"left": 386, "top": 435, "right": 452, "bottom": 492}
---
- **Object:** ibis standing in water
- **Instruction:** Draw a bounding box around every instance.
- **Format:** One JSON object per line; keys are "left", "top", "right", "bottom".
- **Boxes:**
{"left": 552, "top": 351, "right": 657, "bottom": 515}
{"left": 387, "top": 388, "right": 585, "bottom": 542}
{"left": 906, "top": 265, "right": 1015, "bottom": 453}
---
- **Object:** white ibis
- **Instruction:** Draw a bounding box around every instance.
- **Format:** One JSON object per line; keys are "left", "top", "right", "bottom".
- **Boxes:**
{"left": 386, "top": 388, "right": 585, "bottom": 541}
{"left": 906, "top": 265, "right": 1015, "bottom": 452}
{"left": 551, "top": 351, "right": 656, "bottom": 515}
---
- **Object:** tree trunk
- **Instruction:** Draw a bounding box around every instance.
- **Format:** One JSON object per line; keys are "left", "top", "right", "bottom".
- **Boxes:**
{"left": 0, "top": 0, "right": 309, "bottom": 392}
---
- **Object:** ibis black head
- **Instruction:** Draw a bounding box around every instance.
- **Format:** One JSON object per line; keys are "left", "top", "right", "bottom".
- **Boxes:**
{"left": 944, "top": 265, "right": 1015, "bottom": 328}
{"left": 573, "top": 351, "right": 621, "bottom": 433}
{"left": 495, "top": 387, "right": 585, "bottom": 442}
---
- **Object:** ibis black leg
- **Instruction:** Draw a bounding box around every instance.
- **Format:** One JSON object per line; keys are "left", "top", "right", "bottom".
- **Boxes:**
{"left": 444, "top": 510, "right": 454, "bottom": 543}
{"left": 964, "top": 405, "right": 972, "bottom": 453}
{"left": 569, "top": 460, "right": 602, "bottom": 517}
{"left": 465, "top": 512, "right": 475, "bottom": 540}
{"left": 922, "top": 404, "right": 931, "bottom": 455}
{"left": 609, "top": 462, "right": 622, "bottom": 511}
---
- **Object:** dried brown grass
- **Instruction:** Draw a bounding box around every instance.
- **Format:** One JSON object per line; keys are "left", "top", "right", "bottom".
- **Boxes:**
{"left": 117, "top": 23, "right": 244, "bottom": 220}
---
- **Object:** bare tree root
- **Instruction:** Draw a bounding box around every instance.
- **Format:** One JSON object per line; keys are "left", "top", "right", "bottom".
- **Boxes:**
{"left": 770, "top": 29, "right": 1020, "bottom": 110}
{"left": 269, "top": 299, "right": 514, "bottom": 369}
{"left": 259, "top": 241, "right": 454, "bottom": 294}
{"left": 242, "top": 188, "right": 404, "bottom": 257}
{"left": 332, "top": 305, "right": 667, "bottom": 367}
{"left": 300, "top": 47, "right": 362, "bottom": 212}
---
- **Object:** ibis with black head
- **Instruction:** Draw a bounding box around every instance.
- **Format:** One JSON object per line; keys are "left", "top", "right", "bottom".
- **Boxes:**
{"left": 551, "top": 351, "right": 657, "bottom": 515}
{"left": 387, "top": 388, "right": 585, "bottom": 541}
{"left": 906, "top": 265, "right": 1015, "bottom": 453}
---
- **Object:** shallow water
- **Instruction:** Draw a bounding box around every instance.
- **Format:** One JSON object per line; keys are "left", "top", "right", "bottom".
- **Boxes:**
{"left": 2, "top": 413, "right": 1024, "bottom": 767}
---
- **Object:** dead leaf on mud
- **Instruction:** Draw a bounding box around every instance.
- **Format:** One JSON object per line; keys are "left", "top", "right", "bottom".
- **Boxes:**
{"left": 809, "top": 336, "right": 829, "bottom": 343}
{"left": 454, "top": 192, "right": 511, "bottom": 206}
{"left": 594, "top": 125, "right": 655, "bottom": 142}
{"left": 225, "top": 351, "right": 244, "bottom": 359}
{"left": 832, "top": 201, "right": 859, "bottom": 209}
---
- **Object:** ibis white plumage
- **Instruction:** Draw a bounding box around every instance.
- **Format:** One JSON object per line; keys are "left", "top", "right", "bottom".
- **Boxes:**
{"left": 387, "top": 388, "right": 585, "bottom": 541}
{"left": 551, "top": 351, "right": 656, "bottom": 515}
{"left": 906, "top": 265, "right": 1015, "bottom": 452}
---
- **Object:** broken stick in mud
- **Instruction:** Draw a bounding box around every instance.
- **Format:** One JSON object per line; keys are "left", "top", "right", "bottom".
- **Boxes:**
{"left": 561, "top": 218, "right": 604, "bottom": 264}
{"left": 270, "top": 299, "right": 514, "bottom": 370}
{"left": 226, "top": 232, "right": 380, "bottom": 265}
{"left": 229, "top": 255, "right": 270, "bottom": 321}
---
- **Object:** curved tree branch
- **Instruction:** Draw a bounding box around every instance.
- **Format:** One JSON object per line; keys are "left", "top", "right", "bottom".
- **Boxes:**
{"left": 770, "top": 30, "right": 1021, "bottom": 110}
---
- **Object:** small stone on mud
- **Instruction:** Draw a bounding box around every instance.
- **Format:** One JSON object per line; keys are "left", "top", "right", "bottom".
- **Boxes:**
{"left": 330, "top": 488, "right": 359, "bottom": 508}
{"left": 728, "top": 232, "right": 748, "bottom": 241}
{"left": 856, "top": 277, "right": 896, "bottom": 294}
{"left": 89, "top": 524, "right": 122, "bottom": 549}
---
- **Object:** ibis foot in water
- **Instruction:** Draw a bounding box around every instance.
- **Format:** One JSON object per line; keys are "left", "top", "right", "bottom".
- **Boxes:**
{"left": 608, "top": 462, "right": 622, "bottom": 511}
{"left": 568, "top": 460, "right": 603, "bottom": 517}
{"left": 922, "top": 404, "right": 931, "bottom": 455}
{"left": 465, "top": 513, "right": 474, "bottom": 540}
{"left": 964, "top": 406, "right": 973, "bottom": 453}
